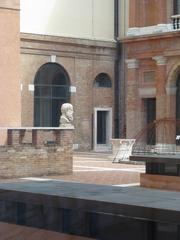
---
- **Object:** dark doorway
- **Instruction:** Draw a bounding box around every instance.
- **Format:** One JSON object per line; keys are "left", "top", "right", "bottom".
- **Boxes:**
{"left": 34, "top": 63, "right": 70, "bottom": 127}
{"left": 97, "top": 111, "right": 107, "bottom": 144}
{"left": 146, "top": 98, "right": 156, "bottom": 145}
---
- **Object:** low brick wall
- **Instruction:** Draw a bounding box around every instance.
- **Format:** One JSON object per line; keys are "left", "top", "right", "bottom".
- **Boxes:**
{"left": 0, "top": 128, "right": 73, "bottom": 178}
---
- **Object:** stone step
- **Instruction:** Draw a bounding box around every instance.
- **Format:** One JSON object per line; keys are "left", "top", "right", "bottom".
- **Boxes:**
{"left": 73, "top": 151, "right": 112, "bottom": 160}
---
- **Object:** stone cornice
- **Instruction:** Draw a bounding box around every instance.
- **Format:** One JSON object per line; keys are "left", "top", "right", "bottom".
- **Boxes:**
{"left": 166, "top": 87, "right": 177, "bottom": 95}
{"left": 20, "top": 33, "right": 116, "bottom": 60}
{"left": 120, "top": 31, "right": 180, "bottom": 44}
{"left": 0, "top": 0, "right": 19, "bottom": 10}
{"left": 152, "top": 56, "right": 167, "bottom": 65}
{"left": 138, "top": 88, "right": 156, "bottom": 97}
{"left": 20, "top": 33, "right": 116, "bottom": 49}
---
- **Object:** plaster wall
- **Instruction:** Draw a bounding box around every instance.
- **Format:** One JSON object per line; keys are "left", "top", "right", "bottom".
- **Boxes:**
{"left": 20, "top": 0, "right": 114, "bottom": 41}
{"left": 0, "top": 2, "right": 21, "bottom": 127}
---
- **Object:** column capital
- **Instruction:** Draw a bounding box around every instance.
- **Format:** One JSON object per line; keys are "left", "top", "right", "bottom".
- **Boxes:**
{"left": 166, "top": 86, "right": 177, "bottom": 95}
{"left": 125, "top": 59, "right": 139, "bottom": 69}
{"left": 152, "top": 56, "right": 167, "bottom": 65}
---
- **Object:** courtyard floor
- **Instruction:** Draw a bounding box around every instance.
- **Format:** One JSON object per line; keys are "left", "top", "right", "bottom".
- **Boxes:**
{"left": 22, "top": 151, "right": 145, "bottom": 186}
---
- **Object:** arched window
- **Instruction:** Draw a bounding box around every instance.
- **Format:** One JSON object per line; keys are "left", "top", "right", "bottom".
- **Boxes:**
{"left": 94, "top": 73, "right": 112, "bottom": 88}
{"left": 34, "top": 63, "right": 70, "bottom": 127}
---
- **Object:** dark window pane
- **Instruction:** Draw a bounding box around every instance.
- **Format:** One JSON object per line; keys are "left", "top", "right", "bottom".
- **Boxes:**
{"left": 94, "top": 73, "right": 112, "bottom": 88}
{"left": 40, "top": 86, "right": 51, "bottom": 98}
{"left": 97, "top": 111, "right": 107, "bottom": 144}
{"left": 146, "top": 98, "right": 156, "bottom": 145}
{"left": 34, "top": 63, "right": 70, "bottom": 127}
{"left": 52, "top": 86, "right": 67, "bottom": 99}
{"left": 174, "top": 0, "right": 180, "bottom": 14}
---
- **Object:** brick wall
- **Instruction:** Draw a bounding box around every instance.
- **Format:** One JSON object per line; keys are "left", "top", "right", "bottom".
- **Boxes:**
{"left": 0, "top": 128, "right": 73, "bottom": 178}
{"left": 20, "top": 33, "right": 116, "bottom": 150}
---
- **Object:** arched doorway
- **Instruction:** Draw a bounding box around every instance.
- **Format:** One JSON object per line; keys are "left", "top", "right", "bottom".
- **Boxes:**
{"left": 93, "top": 73, "right": 112, "bottom": 151}
{"left": 34, "top": 63, "right": 70, "bottom": 127}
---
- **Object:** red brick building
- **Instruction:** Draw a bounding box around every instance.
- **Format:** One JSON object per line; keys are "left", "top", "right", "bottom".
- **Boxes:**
{"left": 123, "top": 0, "right": 180, "bottom": 149}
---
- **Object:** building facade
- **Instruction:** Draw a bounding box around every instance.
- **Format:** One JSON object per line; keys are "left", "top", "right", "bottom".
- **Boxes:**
{"left": 123, "top": 0, "right": 180, "bottom": 149}
{"left": 20, "top": 0, "right": 119, "bottom": 151}
{"left": 20, "top": 33, "right": 116, "bottom": 151}
{"left": 1, "top": 0, "right": 130, "bottom": 151}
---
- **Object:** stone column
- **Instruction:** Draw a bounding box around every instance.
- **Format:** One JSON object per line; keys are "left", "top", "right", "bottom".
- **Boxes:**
{"left": 126, "top": 59, "right": 141, "bottom": 138}
{"left": 153, "top": 56, "right": 167, "bottom": 120}
{"left": 166, "top": 86, "right": 177, "bottom": 145}
{"left": 153, "top": 56, "right": 173, "bottom": 152}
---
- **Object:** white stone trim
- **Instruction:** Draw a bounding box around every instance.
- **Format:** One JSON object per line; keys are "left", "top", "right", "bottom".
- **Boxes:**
{"left": 69, "top": 86, "right": 76, "bottom": 93}
{"left": 139, "top": 88, "right": 156, "bottom": 97}
{"left": 126, "top": 59, "right": 139, "bottom": 69}
{"left": 50, "top": 55, "right": 56, "bottom": 62}
{"left": 166, "top": 86, "right": 177, "bottom": 95}
{"left": 21, "top": 84, "right": 23, "bottom": 91}
{"left": 28, "top": 84, "right": 34, "bottom": 91}
{"left": 152, "top": 56, "right": 167, "bottom": 65}
{"left": 73, "top": 144, "right": 79, "bottom": 150}
{"left": 127, "top": 24, "right": 174, "bottom": 37}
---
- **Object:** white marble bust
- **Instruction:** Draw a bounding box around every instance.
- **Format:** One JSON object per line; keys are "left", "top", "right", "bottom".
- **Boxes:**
{"left": 59, "top": 103, "right": 74, "bottom": 127}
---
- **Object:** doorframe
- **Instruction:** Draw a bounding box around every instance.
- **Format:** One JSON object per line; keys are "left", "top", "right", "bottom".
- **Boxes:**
{"left": 93, "top": 107, "right": 112, "bottom": 151}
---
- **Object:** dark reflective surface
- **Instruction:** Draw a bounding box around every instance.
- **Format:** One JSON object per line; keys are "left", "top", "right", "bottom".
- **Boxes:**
{"left": 0, "top": 181, "right": 180, "bottom": 239}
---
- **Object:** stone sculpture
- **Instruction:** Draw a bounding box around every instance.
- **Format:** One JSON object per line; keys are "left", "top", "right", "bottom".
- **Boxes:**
{"left": 59, "top": 103, "right": 74, "bottom": 127}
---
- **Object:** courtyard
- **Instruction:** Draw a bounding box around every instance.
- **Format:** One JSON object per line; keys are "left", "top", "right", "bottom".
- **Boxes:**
{"left": 21, "top": 151, "right": 145, "bottom": 186}
{"left": 0, "top": 151, "right": 145, "bottom": 187}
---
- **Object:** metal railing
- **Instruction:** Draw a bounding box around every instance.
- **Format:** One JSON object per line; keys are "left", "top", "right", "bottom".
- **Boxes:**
{"left": 171, "top": 14, "right": 180, "bottom": 29}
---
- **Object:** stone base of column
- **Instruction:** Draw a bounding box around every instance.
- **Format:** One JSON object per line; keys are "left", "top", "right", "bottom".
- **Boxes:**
{"left": 154, "top": 143, "right": 176, "bottom": 154}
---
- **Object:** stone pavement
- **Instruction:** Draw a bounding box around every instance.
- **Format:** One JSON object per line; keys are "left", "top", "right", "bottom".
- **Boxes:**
{"left": 22, "top": 151, "right": 145, "bottom": 186}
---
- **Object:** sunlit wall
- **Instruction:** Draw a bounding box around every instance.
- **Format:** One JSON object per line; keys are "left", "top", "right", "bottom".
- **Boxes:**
{"left": 20, "top": 0, "right": 114, "bottom": 41}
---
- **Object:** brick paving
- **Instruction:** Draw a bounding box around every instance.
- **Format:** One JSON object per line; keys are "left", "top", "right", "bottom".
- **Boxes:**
{"left": 43, "top": 152, "right": 145, "bottom": 185}
{"left": 24, "top": 152, "right": 144, "bottom": 186}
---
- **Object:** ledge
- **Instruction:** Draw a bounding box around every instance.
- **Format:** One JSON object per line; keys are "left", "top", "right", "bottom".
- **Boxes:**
{"left": 0, "top": 0, "right": 20, "bottom": 10}
{"left": 0, "top": 127, "right": 74, "bottom": 130}
{"left": 20, "top": 33, "right": 116, "bottom": 49}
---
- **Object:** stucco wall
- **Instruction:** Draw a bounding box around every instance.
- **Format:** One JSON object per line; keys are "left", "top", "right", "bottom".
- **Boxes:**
{"left": 0, "top": 1, "right": 21, "bottom": 127}
{"left": 20, "top": 0, "right": 114, "bottom": 41}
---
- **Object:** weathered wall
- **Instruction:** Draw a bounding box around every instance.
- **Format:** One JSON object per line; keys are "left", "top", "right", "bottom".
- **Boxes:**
{"left": 0, "top": 128, "right": 73, "bottom": 178}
